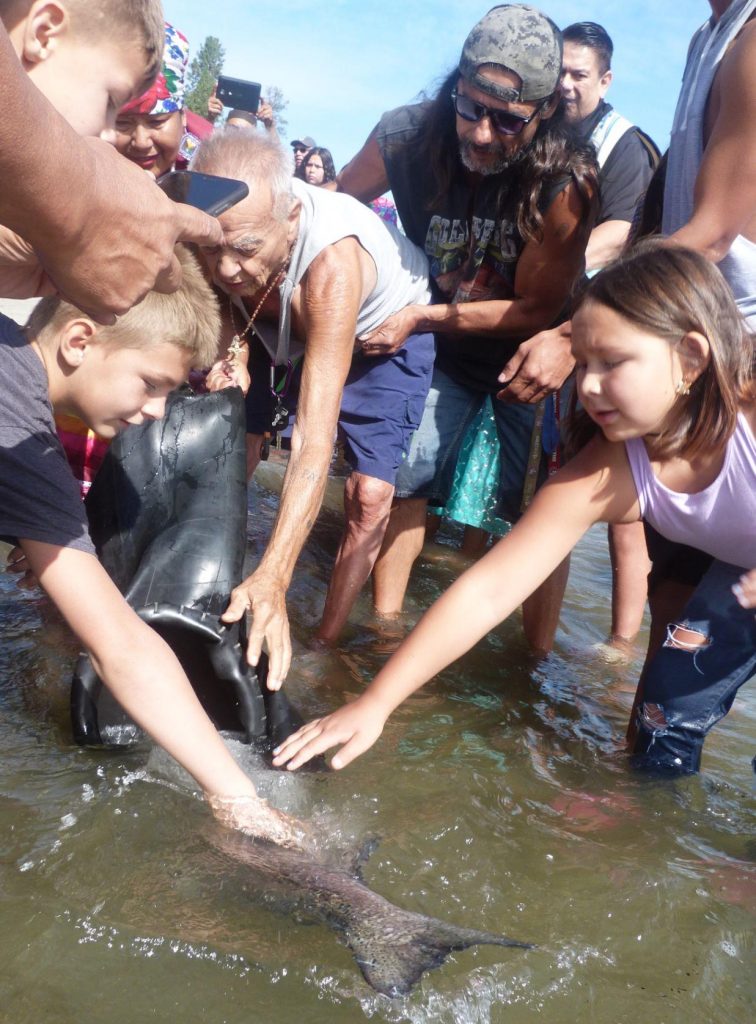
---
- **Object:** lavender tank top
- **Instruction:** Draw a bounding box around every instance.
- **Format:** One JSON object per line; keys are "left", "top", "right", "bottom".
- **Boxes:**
{"left": 625, "top": 413, "right": 756, "bottom": 567}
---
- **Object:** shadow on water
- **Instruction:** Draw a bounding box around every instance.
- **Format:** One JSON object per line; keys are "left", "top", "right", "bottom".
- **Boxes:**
{"left": 0, "top": 463, "right": 753, "bottom": 1023}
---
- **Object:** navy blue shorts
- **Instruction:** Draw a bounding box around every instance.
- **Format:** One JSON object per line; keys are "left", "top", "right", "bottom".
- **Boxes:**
{"left": 245, "top": 332, "right": 435, "bottom": 485}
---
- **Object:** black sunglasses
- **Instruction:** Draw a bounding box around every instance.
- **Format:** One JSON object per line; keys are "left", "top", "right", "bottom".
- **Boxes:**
{"left": 451, "top": 88, "right": 545, "bottom": 136}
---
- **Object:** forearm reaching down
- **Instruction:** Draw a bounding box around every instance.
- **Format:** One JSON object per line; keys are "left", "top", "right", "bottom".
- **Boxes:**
{"left": 272, "top": 438, "right": 640, "bottom": 771}
{"left": 21, "top": 540, "right": 303, "bottom": 844}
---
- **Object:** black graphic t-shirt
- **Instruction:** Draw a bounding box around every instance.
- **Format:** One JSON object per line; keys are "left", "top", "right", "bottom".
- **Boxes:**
{"left": 377, "top": 103, "right": 568, "bottom": 392}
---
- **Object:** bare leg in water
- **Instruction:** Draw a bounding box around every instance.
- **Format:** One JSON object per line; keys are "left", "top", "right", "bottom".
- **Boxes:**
{"left": 316, "top": 472, "right": 395, "bottom": 644}
{"left": 374, "top": 496, "right": 569, "bottom": 654}
{"left": 372, "top": 497, "right": 428, "bottom": 618}
{"left": 608, "top": 521, "right": 651, "bottom": 649}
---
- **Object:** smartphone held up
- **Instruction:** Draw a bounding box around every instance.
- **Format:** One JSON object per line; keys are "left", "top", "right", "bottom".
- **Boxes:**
{"left": 216, "top": 76, "right": 262, "bottom": 115}
{"left": 158, "top": 170, "right": 249, "bottom": 217}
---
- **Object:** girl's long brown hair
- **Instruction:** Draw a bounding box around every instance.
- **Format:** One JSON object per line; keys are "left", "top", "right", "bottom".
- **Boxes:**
{"left": 568, "top": 241, "right": 755, "bottom": 459}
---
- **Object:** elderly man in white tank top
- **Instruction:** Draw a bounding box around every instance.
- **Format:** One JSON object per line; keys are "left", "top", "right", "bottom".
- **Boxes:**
{"left": 194, "top": 130, "right": 434, "bottom": 685}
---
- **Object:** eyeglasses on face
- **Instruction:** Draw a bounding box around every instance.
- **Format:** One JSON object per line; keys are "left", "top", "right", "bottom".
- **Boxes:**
{"left": 294, "top": 145, "right": 308, "bottom": 153}
{"left": 451, "top": 88, "right": 544, "bottom": 136}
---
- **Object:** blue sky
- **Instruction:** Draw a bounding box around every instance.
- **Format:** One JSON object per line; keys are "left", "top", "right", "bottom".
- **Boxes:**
{"left": 164, "top": 1, "right": 708, "bottom": 167}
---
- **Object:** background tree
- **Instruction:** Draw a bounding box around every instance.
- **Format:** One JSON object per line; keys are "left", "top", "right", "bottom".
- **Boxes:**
{"left": 186, "top": 36, "right": 225, "bottom": 117}
{"left": 264, "top": 84, "right": 289, "bottom": 139}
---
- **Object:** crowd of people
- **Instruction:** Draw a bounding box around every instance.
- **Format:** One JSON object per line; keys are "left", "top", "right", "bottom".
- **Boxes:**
{"left": 0, "top": 0, "right": 754, "bottom": 847}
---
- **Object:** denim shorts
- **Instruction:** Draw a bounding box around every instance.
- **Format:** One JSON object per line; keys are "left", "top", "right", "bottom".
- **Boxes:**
{"left": 393, "top": 366, "right": 549, "bottom": 523}
{"left": 245, "top": 332, "right": 435, "bottom": 485}
{"left": 632, "top": 558, "right": 756, "bottom": 774}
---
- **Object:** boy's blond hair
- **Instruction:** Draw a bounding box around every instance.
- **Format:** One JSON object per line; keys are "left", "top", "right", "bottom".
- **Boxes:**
{"left": 0, "top": 1, "right": 164, "bottom": 86}
{"left": 28, "top": 247, "right": 221, "bottom": 368}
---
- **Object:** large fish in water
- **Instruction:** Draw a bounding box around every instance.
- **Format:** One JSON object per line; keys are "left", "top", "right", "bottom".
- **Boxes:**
{"left": 73, "top": 386, "right": 533, "bottom": 993}
{"left": 209, "top": 825, "right": 533, "bottom": 997}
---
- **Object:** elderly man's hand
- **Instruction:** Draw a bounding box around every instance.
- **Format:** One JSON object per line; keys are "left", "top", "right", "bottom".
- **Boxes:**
{"left": 221, "top": 568, "right": 292, "bottom": 689}
{"left": 359, "top": 305, "right": 420, "bottom": 357}
{"left": 33, "top": 138, "right": 223, "bottom": 325}
{"left": 497, "top": 321, "right": 575, "bottom": 404}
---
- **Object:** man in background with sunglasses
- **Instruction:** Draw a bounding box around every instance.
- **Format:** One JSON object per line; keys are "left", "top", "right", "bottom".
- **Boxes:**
{"left": 331, "top": 4, "right": 598, "bottom": 653}
{"left": 291, "top": 136, "right": 316, "bottom": 170}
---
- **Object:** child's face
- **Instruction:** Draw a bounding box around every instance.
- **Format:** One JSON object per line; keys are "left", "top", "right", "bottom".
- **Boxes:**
{"left": 114, "top": 110, "right": 185, "bottom": 178}
{"left": 68, "top": 338, "right": 193, "bottom": 438}
{"left": 572, "top": 301, "right": 683, "bottom": 442}
{"left": 25, "top": 36, "right": 149, "bottom": 137}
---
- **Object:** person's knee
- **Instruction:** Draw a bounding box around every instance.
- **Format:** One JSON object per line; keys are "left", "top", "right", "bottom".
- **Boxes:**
{"left": 345, "top": 474, "right": 395, "bottom": 531}
{"left": 663, "top": 621, "right": 711, "bottom": 654}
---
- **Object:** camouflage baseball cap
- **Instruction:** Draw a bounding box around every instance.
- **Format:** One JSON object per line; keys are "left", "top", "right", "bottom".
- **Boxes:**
{"left": 459, "top": 4, "right": 563, "bottom": 103}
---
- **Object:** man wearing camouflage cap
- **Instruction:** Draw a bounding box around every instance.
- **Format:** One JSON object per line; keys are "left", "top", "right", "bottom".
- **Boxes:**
{"left": 331, "top": 5, "right": 598, "bottom": 652}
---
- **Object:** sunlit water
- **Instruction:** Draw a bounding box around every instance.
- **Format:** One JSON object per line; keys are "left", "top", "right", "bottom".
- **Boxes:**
{"left": 1, "top": 460, "right": 753, "bottom": 1024}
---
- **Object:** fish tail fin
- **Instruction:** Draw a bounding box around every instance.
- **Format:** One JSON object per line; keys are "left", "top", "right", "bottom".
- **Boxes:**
{"left": 345, "top": 908, "right": 533, "bottom": 997}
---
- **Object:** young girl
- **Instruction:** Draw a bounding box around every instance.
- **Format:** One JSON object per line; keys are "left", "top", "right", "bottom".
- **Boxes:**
{"left": 273, "top": 244, "right": 756, "bottom": 776}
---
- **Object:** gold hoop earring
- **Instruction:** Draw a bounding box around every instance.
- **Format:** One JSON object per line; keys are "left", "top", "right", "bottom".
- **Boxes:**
{"left": 675, "top": 379, "right": 691, "bottom": 396}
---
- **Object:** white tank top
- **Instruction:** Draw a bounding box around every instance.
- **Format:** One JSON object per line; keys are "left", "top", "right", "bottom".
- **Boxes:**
{"left": 625, "top": 413, "right": 756, "bottom": 567}
{"left": 249, "top": 178, "right": 430, "bottom": 364}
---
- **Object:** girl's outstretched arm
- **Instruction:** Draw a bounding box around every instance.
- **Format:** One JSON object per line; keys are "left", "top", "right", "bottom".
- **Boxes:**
{"left": 274, "top": 437, "right": 639, "bottom": 771}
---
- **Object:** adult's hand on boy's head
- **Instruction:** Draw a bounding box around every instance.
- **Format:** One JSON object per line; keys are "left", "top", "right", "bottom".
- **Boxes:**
{"left": 33, "top": 139, "right": 223, "bottom": 324}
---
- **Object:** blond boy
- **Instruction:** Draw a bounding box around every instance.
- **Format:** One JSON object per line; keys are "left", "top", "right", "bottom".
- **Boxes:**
{"left": 0, "top": 1, "right": 221, "bottom": 313}
{"left": 0, "top": 249, "right": 297, "bottom": 842}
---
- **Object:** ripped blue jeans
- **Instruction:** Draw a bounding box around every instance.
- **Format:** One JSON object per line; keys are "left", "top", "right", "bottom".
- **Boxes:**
{"left": 632, "top": 559, "right": 756, "bottom": 774}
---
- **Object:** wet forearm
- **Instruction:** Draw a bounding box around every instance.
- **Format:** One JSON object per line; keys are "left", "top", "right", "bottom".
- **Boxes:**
{"left": 92, "top": 625, "right": 258, "bottom": 799}
{"left": 256, "top": 436, "right": 333, "bottom": 585}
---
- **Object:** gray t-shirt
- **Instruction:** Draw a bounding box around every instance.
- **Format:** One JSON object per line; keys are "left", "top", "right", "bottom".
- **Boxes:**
{"left": 0, "top": 314, "right": 95, "bottom": 553}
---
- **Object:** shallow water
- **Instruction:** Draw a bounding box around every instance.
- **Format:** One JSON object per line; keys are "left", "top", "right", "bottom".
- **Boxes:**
{"left": 0, "top": 465, "right": 753, "bottom": 1024}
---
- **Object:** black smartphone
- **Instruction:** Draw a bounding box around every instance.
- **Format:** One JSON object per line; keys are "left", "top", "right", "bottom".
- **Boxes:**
{"left": 216, "top": 75, "right": 262, "bottom": 114}
{"left": 158, "top": 170, "right": 249, "bottom": 217}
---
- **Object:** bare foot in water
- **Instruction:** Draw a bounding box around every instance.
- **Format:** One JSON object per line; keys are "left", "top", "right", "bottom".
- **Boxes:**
{"left": 591, "top": 634, "right": 638, "bottom": 665}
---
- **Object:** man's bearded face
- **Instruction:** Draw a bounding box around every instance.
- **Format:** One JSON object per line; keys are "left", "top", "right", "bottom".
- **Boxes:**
{"left": 454, "top": 70, "right": 548, "bottom": 176}
{"left": 458, "top": 135, "right": 527, "bottom": 175}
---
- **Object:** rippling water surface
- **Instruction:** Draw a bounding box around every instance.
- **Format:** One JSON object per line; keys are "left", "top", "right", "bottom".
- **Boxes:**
{"left": 1, "top": 463, "right": 753, "bottom": 1023}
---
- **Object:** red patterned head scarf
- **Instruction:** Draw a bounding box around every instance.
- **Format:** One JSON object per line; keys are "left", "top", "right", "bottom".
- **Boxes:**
{"left": 120, "top": 23, "right": 190, "bottom": 115}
